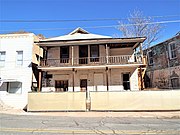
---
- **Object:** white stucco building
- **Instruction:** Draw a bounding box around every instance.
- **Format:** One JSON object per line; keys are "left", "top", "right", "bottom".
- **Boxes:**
{"left": 0, "top": 33, "right": 43, "bottom": 109}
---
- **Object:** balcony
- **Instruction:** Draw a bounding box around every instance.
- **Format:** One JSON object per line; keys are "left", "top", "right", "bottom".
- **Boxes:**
{"left": 40, "top": 55, "right": 144, "bottom": 67}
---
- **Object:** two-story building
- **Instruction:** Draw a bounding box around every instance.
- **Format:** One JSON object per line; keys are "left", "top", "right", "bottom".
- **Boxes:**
{"left": 0, "top": 33, "right": 43, "bottom": 109}
{"left": 144, "top": 32, "right": 180, "bottom": 89}
{"left": 37, "top": 28, "right": 146, "bottom": 94}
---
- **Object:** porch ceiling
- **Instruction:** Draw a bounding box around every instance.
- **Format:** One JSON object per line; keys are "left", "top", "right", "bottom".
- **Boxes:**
{"left": 38, "top": 64, "right": 143, "bottom": 71}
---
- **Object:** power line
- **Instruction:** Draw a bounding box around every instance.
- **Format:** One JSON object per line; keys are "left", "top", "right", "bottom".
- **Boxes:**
{"left": 0, "top": 15, "right": 180, "bottom": 23}
{"left": 0, "top": 19, "right": 180, "bottom": 32}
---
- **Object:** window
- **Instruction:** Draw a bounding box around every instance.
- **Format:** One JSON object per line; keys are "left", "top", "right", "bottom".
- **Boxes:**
{"left": 8, "top": 82, "right": 22, "bottom": 94}
{"left": 0, "top": 51, "right": 6, "bottom": 67}
{"left": 169, "top": 43, "right": 177, "bottom": 59}
{"left": 60, "top": 46, "right": 69, "bottom": 63}
{"left": 171, "top": 78, "right": 179, "bottom": 88}
{"left": 16, "top": 51, "right": 23, "bottom": 66}
{"left": 90, "top": 45, "right": 99, "bottom": 62}
{"left": 55, "top": 80, "right": 68, "bottom": 92}
{"left": 148, "top": 51, "right": 153, "bottom": 65}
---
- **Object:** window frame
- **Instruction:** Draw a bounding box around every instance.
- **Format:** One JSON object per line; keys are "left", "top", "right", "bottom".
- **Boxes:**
{"left": 60, "top": 46, "right": 69, "bottom": 63}
{"left": 0, "top": 51, "right": 6, "bottom": 67}
{"left": 16, "top": 51, "right": 23, "bottom": 66}
{"left": 90, "top": 45, "right": 99, "bottom": 62}
{"left": 147, "top": 50, "right": 154, "bottom": 65}
{"left": 168, "top": 42, "right": 177, "bottom": 59}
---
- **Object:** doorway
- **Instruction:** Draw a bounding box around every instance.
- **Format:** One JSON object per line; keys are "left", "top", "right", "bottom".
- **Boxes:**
{"left": 79, "top": 45, "right": 88, "bottom": 64}
{"left": 122, "top": 73, "right": 130, "bottom": 90}
{"left": 94, "top": 73, "right": 103, "bottom": 91}
{"left": 80, "top": 79, "right": 87, "bottom": 92}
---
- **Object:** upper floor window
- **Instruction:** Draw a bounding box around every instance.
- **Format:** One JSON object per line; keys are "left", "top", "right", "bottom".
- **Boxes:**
{"left": 16, "top": 51, "right": 23, "bottom": 66}
{"left": 0, "top": 51, "right": 6, "bottom": 67}
{"left": 148, "top": 51, "right": 153, "bottom": 65}
{"left": 169, "top": 42, "right": 177, "bottom": 59}
{"left": 90, "top": 45, "right": 99, "bottom": 62}
{"left": 60, "top": 46, "right": 69, "bottom": 63}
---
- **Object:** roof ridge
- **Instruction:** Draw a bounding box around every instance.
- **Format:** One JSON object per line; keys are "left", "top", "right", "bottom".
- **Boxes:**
{"left": 68, "top": 27, "right": 89, "bottom": 35}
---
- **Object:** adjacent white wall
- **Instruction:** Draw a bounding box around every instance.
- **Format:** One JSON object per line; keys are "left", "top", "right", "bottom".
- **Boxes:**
{"left": 0, "top": 33, "right": 36, "bottom": 109}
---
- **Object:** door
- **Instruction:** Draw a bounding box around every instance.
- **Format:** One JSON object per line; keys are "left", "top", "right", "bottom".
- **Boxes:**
{"left": 80, "top": 79, "right": 87, "bottom": 92}
{"left": 123, "top": 73, "right": 130, "bottom": 90}
{"left": 94, "top": 74, "right": 104, "bottom": 91}
{"left": 79, "top": 45, "right": 88, "bottom": 64}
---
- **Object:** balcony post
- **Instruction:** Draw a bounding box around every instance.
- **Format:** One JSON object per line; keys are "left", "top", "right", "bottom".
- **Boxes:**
{"left": 106, "top": 44, "right": 109, "bottom": 64}
{"left": 38, "top": 71, "right": 42, "bottom": 92}
{"left": 140, "top": 66, "right": 143, "bottom": 90}
{"left": 71, "top": 46, "right": 74, "bottom": 66}
{"left": 140, "top": 43, "right": 143, "bottom": 62}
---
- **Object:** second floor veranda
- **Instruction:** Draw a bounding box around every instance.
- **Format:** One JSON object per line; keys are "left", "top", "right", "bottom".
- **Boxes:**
{"left": 40, "top": 55, "right": 146, "bottom": 67}
{"left": 38, "top": 35, "right": 147, "bottom": 68}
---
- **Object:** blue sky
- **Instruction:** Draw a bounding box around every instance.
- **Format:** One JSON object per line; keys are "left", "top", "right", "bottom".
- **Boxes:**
{"left": 0, "top": 0, "right": 180, "bottom": 44}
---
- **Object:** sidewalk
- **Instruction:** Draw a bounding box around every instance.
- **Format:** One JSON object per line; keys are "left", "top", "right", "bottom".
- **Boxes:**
{"left": 1, "top": 100, "right": 180, "bottom": 118}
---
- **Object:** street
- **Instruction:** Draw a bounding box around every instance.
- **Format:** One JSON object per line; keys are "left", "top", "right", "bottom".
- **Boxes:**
{"left": 0, "top": 113, "right": 180, "bottom": 135}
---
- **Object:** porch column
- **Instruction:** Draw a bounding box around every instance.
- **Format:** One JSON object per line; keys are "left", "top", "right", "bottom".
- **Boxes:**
{"left": 88, "top": 45, "right": 90, "bottom": 63}
{"left": 140, "top": 43, "right": 143, "bottom": 63}
{"left": 140, "top": 66, "right": 143, "bottom": 90}
{"left": 106, "top": 44, "right": 109, "bottom": 64}
{"left": 72, "top": 68, "right": 75, "bottom": 92}
{"left": 71, "top": 46, "right": 74, "bottom": 66}
{"left": 38, "top": 71, "right": 42, "bottom": 92}
{"left": 106, "top": 67, "right": 109, "bottom": 91}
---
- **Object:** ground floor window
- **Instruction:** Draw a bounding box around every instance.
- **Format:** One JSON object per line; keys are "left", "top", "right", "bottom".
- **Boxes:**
{"left": 55, "top": 80, "right": 68, "bottom": 92}
{"left": 171, "top": 78, "right": 179, "bottom": 88}
{"left": 1, "top": 82, "right": 23, "bottom": 94}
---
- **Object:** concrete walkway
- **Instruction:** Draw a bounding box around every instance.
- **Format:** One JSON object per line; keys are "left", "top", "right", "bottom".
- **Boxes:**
{"left": 1, "top": 100, "right": 180, "bottom": 118}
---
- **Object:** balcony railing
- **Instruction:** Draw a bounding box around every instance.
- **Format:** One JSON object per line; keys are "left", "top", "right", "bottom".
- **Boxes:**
{"left": 40, "top": 55, "right": 144, "bottom": 67}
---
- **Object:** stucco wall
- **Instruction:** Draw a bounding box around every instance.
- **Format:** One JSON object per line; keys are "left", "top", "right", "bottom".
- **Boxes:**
{"left": 90, "top": 90, "right": 180, "bottom": 111}
{"left": 28, "top": 92, "right": 86, "bottom": 111}
{"left": 28, "top": 90, "right": 180, "bottom": 111}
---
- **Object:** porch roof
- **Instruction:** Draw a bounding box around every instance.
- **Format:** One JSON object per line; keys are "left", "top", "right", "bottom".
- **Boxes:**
{"left": 36, "top": 27, "right": 146, "bottom": 48}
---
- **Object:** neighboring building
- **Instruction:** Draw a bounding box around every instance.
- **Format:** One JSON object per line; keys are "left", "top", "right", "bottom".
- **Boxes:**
{"left": 144, "top": 32, "right": 180, "bottom": 89}
{"left": 0, "top": 33, "right": 43, "bottom": 109}
{"left": 37, "top": 27, "right": 146, "bottom": 93}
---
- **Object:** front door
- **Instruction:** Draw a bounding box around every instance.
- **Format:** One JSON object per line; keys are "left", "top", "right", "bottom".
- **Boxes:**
{"left": 123, "top": 73, "right": 130, "bottom": 90}
{"left": 79, "top": 45, "right": 88, "bottom": 64}
{"left": 80, "top": 79, "right": 87, "bottom": 92}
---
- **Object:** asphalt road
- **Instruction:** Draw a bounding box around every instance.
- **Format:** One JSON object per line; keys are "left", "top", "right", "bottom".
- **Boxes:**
{"left": 0, "top": 113, "right": 180, "bottom": 135}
